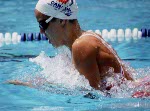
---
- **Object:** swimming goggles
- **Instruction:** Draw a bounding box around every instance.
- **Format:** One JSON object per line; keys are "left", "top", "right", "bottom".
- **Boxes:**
{"left": 39, "top": 16, "right": 53, "bottom": 31}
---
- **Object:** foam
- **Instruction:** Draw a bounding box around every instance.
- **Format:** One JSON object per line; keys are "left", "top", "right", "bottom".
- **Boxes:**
{"left": 29, "top": 47, "right": 91, "bottom": 90}
{"left": 27, "top": 47, "right": 150, "bottom": 98}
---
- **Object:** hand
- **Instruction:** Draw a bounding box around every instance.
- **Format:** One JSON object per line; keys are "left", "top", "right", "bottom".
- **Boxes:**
{"left": 5, "top": 80, "right": 32, "bottom": 87}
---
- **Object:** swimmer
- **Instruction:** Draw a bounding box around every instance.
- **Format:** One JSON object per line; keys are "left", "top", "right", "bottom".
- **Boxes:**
{"left": 6, "top": 0, "right": 150, "bottom": 98}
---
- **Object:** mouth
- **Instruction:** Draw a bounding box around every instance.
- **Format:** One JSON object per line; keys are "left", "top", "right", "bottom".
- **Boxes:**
{"left": 44, "top": 33, "right": 51, "bottom": 44}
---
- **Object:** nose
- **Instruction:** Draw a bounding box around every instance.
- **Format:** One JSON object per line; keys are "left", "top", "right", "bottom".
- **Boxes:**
{"left": 40, "top": 28, "right": 45, "bottom": 34}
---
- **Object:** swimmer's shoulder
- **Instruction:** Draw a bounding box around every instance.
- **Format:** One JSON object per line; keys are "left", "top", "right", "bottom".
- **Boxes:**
{"left": 72, "top": 34, "right": 99, "bottom": 61}
{"left": 79, "top": 32, "right": 102, "bottom": 40}
{"left": 73, "top": 32, "right": 101, "bottom": 46}
{"left": 73, "top": 34, "right": 98, "bottom": 51}
{"left": 73, "top": 32, "right": 103, "bottom": 53}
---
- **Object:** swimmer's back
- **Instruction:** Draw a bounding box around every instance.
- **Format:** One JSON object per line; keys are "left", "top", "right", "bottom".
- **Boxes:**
{"left": 73, "top": 31, "right": 133, "bottom": 81}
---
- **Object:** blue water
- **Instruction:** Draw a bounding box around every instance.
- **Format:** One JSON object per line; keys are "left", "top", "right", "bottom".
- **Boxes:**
{"left": 0, "top": 0, "right": 150, "bottom": 111}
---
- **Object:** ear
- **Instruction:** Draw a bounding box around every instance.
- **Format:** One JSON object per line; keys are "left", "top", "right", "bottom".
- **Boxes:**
{"left": 59, "top": 19, "right": 66, "bottom": 27}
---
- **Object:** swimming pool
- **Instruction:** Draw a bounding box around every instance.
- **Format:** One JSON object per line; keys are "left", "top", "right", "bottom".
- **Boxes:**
{"left": 0, "top": 0, "right": 150, "bottom": 111}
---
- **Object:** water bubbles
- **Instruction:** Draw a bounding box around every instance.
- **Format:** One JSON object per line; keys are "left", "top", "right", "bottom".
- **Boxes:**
{"left": 95, "top": 46, "right": 98, "bottom": 49}
{"left": 29, "top": 49, "right": 92, "bottom": 91}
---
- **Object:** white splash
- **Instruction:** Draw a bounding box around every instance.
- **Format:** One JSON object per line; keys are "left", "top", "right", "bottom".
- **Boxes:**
{"left": 103, "top": 63, "right": 150, "bottom": 98}
{"left": 27, "top": 46, "right": 150, "bottom": 98}
{"left": 29, "top": 47, "right": 91, "bottom": 91}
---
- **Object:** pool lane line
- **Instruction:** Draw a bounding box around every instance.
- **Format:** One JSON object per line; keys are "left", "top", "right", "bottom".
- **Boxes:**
{"left": 0, "top": 28, "right": 149, "bottom": 45}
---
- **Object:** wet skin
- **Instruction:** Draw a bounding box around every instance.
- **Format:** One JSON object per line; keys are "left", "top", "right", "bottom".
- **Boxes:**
{"left": 5, "top": 8, "right": 150, "bottom": 98}
{"left": 34, "top": 9, "right": 133, "bottom": 90}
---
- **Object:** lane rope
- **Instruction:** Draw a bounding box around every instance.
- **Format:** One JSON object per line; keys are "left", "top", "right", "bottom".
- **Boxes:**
{"left": 0, "top": 28, "right": 149, "bottom": 47}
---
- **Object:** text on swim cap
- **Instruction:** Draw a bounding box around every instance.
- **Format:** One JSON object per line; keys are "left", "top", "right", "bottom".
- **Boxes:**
{"left": 47, "top": 1, "right": 73, "bottom": 16}
{"left": 58, "top": 0, "right": 69, "bottom": 4}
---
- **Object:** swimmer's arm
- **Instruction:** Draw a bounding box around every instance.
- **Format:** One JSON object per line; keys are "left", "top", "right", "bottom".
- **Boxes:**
{"left": 72, "top": 39, "right": 101, "bottom": 90}
{"left": 4, "top": 80, "right": 33, "bottom": 88}
{"left": 5, "top": 78, "right": 53, "bottom": 88}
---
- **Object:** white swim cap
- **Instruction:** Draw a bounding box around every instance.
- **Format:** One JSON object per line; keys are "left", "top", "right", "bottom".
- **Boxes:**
{"left": 35, "top": 0, "right": 78, "bottom": 20}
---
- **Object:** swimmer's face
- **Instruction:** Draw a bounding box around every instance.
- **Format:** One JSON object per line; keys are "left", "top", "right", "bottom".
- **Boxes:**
{"left": 34, "top": 9, "right": 65, "bottom": 48}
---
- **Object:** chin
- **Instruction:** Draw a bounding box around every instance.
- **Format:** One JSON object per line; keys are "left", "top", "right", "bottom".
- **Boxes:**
{"left": 50, "top": 40, "right": 64, "bottom": 48}
{"left": 54, "top": 44, "right": 64, "bottom": 48}
{"left": 51, "top": 43, "right": 59, "bottom": 48}
{"left": 53, "top": 45, "right": 58, "bottom": 48}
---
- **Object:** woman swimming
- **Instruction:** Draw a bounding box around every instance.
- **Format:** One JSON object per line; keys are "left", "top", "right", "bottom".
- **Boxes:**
{"left": 7, "top": 0, "right": 150, "bottom": 97}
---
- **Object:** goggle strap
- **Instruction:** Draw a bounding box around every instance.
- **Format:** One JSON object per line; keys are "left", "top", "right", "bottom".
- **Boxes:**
{"left": 45, "top": 16, "right": 53, "bottom": 23}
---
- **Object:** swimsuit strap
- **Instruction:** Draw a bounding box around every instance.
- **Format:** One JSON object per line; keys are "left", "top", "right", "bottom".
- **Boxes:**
{"left": 80, "top": 31, "right": 125, "bottom": 76}
{"left": 80, "top": 33, "right": 101, "bottom": 40}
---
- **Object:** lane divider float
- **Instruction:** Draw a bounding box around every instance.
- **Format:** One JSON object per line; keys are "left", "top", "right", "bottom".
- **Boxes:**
{"left": 93, "top": 28, "right": 150, "bottom": 42}
{"left": 20, "top": 33, "right": 48, "bottom": 41}
{"left": 0, "top": 28, "right": 149, "bottom": 47}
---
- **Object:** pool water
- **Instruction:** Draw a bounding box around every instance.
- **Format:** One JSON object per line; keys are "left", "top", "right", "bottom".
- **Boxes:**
{"left": 0, "top": 0, "right": 150, "bottom": 111}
